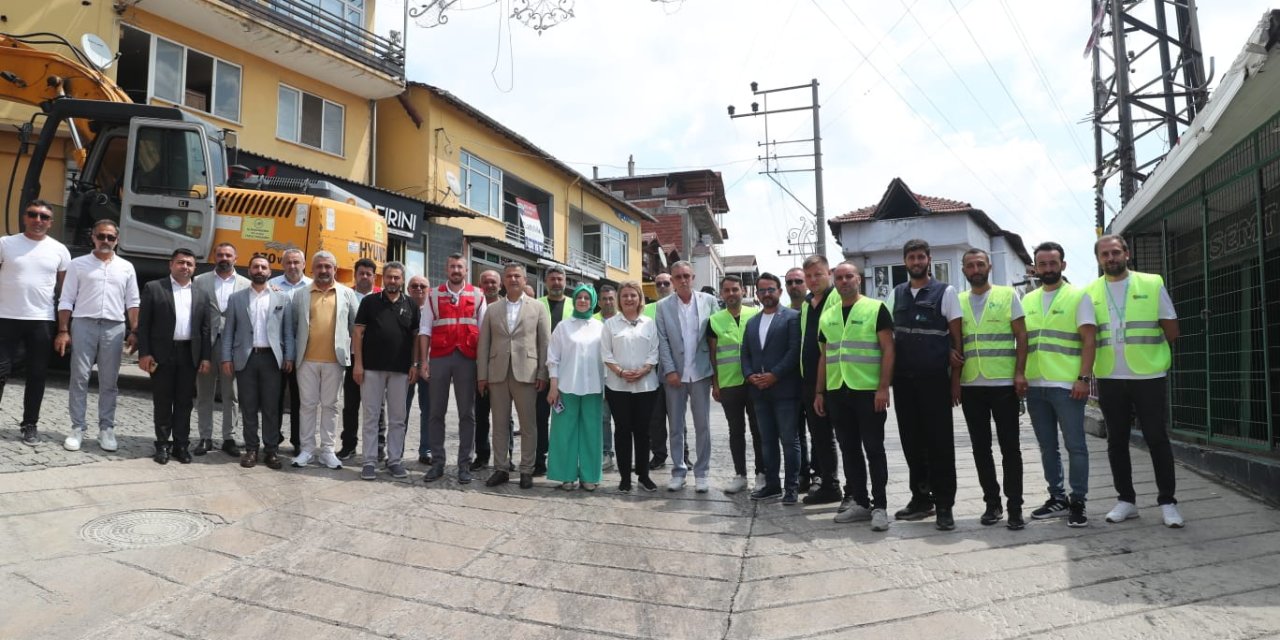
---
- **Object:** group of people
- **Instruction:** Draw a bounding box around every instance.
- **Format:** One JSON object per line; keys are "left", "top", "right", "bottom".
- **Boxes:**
{"left": 1, "top": 198, "right": 1183, "bottom": 531}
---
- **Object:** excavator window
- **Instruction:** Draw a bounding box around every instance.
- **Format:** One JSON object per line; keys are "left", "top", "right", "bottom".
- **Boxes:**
{"left": 131, "top": 127, "right": 205, "bottom": 197}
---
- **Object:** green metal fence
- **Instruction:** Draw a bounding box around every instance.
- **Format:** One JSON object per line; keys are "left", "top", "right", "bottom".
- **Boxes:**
{"left": 1125, "top": 108, "right": 1280, "bottom": 453}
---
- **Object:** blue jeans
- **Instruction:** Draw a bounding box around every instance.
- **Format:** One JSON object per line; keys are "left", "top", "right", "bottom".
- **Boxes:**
{"left": 754, "top": 395, "right": 800, "bottom": 491}
{"left": 406, "top": 378, "right": 430, "bottom": 458}
{"left": 1025, "top": 385, "right": 1088, "bottom": 502}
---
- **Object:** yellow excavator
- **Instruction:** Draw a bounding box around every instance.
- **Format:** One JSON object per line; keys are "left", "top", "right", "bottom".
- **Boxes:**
{"left": 1, "top": 31, "right": 385, "bottom": 283}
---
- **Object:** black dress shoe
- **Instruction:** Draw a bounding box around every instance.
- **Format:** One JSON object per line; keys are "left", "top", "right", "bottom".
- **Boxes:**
{"left": 337, "top": 445, "right": 357, "bottom": 460}
{"left": 532, "top": 464, "right": 547, "bottom": 477}
{"left": 980, "top": 504, "right": 1004, "bottom": 526}
{"left": 173, "top": 446, "right": 193, "bottom": 464}
{"left": 153, "top": 444, "right": 170, "bottom": 465}
{"left": 895, "top": 499, "right": 936, "bottom": 521}
{"left": 936, "top": 508, "right": 956, "bottom": 531}
{"left": 485, "top": 470, "right": 510, "bottom": 487}
{"left": 221, "top": 439, "right": 241, "bottom": 457}
{"left": 519, "top": 473, "right": 534, "bottom": 489}
{"left": 264, "top": 451, "right": 283, "bottom": 470}
{"left": 418, "top": 453, "right": 433, "bottom": 465}
{"left": 469, "top": 459, "right": 487, "bottom": 472}
{"left": 648, "top": 454, "right": 667, "bottom": 470}
{"left": 192, "top": 438, "right": 213, "bottom": 456}
{"left": 801, "top": 484, "right": 842, "bottom": 505}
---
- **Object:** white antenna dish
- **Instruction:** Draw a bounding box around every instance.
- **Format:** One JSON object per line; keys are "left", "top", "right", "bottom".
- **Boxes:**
{"left": 445, "top": 171, "right": 462, "bottom": 196}
{"left": 81, "top": 34, "right": 115, "bottom": 70}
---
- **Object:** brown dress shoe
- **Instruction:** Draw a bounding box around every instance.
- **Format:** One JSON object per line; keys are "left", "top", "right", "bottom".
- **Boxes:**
{"left": 240, "top": 449, "right": 257, "bottom": 468}
{"left": 485, "top": 470, "right": 510, "bottom": 487}
{"left": 263, "top": 451, "right": 283, "bottom": 470}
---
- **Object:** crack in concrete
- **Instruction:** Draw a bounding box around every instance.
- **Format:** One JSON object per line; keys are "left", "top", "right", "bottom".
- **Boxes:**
{"left": 721, "top": 497, "right": 759, "bottom": 640}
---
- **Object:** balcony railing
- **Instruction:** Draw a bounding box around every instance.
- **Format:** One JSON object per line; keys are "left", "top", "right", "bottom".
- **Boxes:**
{"left": 504, "top": 220, "right": 554, "bottom": 259}
{"left": 567, "top": 247, "right": 607, "bottom": 279}
{"left": 225, "top": 0, "right": 405, "bottom": 78}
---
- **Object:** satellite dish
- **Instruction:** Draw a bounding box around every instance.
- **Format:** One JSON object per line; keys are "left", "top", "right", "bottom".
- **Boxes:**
{"left": 445, "top": 171, "right": 462, "bottom": 196}
{"left": 81, "top": 33, "right": 115, "bottom": 70}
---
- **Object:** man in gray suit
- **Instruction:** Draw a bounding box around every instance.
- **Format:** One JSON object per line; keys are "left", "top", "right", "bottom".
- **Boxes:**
{"left": 655, "top": 260, "right": 720, "bottom": 492}
{"left": 220, "top": 255, "right": 294, "bottom": 470}
{"left": 741, "top": 272, "right": 802, "bottom": 504}
{"left": 193, "top": 242, "right": 250, "bottom": 457}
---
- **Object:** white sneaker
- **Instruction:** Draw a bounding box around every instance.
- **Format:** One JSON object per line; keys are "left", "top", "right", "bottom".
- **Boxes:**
{"left": 724, "top": 475, "right": 748, "bottom": 494}
{"left": 317, "top": 451, "right": 343, "bottom": 470}
{"left": 98, "top": 428, "right": 118, "bottom": 452}
{"left": 695, "top": 477, "right": 710, "bottom": 493}
{"left": 835, "top": 505, "right": 873, "bottom": 523}
{"left": 1161, "top": 504, "right": 1185, "bottom": 528}
{"left": 63, "top": 430, "right": 84, "bottom": 451}
{"left": 291, "top": 450, "right": 315, "bottom": 467}
{"left": 1105, "top": 500, "right": 1140, "bottom": 523}
{"left": 870, "top": 508, "right": 890, "bottom": 532}
{"left": 602, "top": 453, "right": 616, "bottom": 472}
{"left": 667, "top": 476, "right": 686, "bottom": 491}
{"left": 754, "top": 473, "right": 768, "bottom": 490}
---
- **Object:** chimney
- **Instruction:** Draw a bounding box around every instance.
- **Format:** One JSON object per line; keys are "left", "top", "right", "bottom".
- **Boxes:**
{"left": 592, "top": 166, "right": 599, "bottom": 180}
{"left": 627, "top": 154, "right": 635, "bottom": 177}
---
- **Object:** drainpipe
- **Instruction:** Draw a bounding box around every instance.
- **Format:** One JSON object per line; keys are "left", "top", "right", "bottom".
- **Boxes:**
{"left": 369, "top": 99, "right": 377, "bottom": 184}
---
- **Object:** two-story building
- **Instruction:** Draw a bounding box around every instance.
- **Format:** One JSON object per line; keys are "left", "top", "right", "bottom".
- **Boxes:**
{"left": 375, "top": 82, "right": 652, "bottom": 290}
{"left": 1, "top": 0, "right": 429, "bottom": 265}
{"left": 828, "top": 178, "right": 1033, "bottom": 298}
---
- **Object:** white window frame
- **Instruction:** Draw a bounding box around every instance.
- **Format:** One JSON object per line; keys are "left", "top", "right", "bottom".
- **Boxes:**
{"left": 123, "top": 25, "right": 242, "bottom": 124}
{"left": 276, "top": 84, "right": 345, "bottom": 157}
{"left": 582, "top": 218, "right": 629, "bottom": 270}
{"left": 458, "top": 150, "right": 503, "bottom": 219}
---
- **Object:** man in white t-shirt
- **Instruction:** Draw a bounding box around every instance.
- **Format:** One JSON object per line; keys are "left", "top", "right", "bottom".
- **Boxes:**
{"left": 0, "top": 199, "right": 72, "bottom": 446}
{"left": 1089, "top": 234, "right": 1183, "bottom": 528}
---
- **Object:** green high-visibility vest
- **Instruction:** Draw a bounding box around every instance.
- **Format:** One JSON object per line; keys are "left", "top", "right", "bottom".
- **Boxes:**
{"left": 959, "top": 286, "right": 1017, "bottom": 382}
{"left": 643, "top": 303, "right": 657, "bottom": 319}
{"left": 709, "top": 307, "right": 759, "bottom": 388}
{"left": 800, "top": 288, "right": 840, "bottom": 377}
{"left": 1023, "top": 284, "right": 1087, "bottom": 383}
{"left": 539, "top": 296, "right": 573, "bottom": 323}
{"left": 1087, "top": 271, "right": 1171, "bottom": 377}
{"left": 818, "top": 296, "right": 884, "bottom": 391}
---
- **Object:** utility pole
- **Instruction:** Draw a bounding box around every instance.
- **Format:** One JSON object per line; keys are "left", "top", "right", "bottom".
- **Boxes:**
{"left": 1087, "top": 0, "right": 1209, "bottom": 235}
{"left": 729, "top": 78, "right": 826, "bottom": 258}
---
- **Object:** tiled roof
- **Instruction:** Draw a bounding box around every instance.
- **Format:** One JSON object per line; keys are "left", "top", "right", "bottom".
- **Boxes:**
{"left": 830, "top": 180, "right": 975, "bottom": 223}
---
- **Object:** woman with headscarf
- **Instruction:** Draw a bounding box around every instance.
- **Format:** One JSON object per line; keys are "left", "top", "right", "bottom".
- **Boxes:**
{"left": 546, "top": 283, "right": 606, "bottom": 490}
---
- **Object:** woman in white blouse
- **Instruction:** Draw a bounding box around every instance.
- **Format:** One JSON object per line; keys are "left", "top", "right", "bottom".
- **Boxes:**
{"left": 601, "top": 281, "right": 660, "bottom": 492}
{"left": 546, "top": 284, "right": 606, "bottom": 490}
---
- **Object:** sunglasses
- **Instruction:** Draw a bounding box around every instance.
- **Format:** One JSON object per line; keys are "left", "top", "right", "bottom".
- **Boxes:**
{"left": 656, "top": 281, "right": 672, "bottom": 287}
{"left": 25, "top": 211, "right": 53, "bottom": 221}
{"left": 785, "top": 279, "right": 804, "bottom": 286}
{"left": 95, "top": 233, "right": 117, "bottom": 242}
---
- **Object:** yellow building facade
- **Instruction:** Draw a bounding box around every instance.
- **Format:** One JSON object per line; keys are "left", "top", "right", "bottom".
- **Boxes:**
{"left": 376, "top": 83, "right": 650, "bottom": 289}
{"left": 1, "top": 0, "right": 404, "bottom": 235}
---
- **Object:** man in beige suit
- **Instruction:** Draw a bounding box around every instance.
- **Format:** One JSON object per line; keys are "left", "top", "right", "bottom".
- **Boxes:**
{"left": 477, "top": 262, "right": 550, "bottom": 489}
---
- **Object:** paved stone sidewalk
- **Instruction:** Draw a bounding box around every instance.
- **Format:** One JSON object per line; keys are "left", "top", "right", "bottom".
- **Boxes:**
{"left": 2, "top": 370, "right": 1280, "bottom": 638}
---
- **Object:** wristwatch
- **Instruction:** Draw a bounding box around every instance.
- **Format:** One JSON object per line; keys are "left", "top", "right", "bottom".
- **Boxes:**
{"left": 1077, "top": 375, "right": 1092, "bottom": 382}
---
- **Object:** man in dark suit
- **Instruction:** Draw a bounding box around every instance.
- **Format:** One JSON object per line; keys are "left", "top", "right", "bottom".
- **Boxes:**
{"left": 137, "top": 248, "right": 213, "bottom": 464}
{"left": 740, "top": 273, "right": 802, "bottom": 504}
{"left": 221, "top": 255, "right": 294, "bottom": 470}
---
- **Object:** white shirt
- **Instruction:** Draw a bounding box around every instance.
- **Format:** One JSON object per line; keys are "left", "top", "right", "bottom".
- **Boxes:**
{"left": 249, "top": 286, "right": 273, "bottom": 348}
{"left": 171, "top": 277, "right": 194, "bottom": 341}
{"left": 757, "top": 310, "right": 775, "bottom": 350}
{"left": 419, "top": 283, "right": 488, "bottom": 336}
{"left": 1028, "top": 288, "right": 1096, "bottom": 390}
{"left": 547, "top": 316, "right": 605, "bottom": 395}
{"left": 268, "top": 274, "right": 311, "bottom": 296}
{"left": 0, "top": 233, "right": 71, "bottom": 320}
{"left": 602, "top": 313, "right": 659, "bottom": 393}
{"left": 505, "top": 295, "right": 524, "bottom": 333}
{"left": 58, "top": 253, "right": 140, "bottom": 322}
{"left": 678, "top": 295, "right": 701, "bottom": 383}
{"left": 1099, "top": 276, "right": 1177, "bottom": 380}
{"left": 214, "top": 271, "right": 237, "bottom": 312}
{"left": 960, "top": 289, "right": 1025, "bottom": 387}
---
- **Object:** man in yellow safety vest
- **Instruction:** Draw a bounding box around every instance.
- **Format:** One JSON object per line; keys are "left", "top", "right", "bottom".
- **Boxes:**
{"left": 708, "top": 275, "right": 762, "bottom": 495}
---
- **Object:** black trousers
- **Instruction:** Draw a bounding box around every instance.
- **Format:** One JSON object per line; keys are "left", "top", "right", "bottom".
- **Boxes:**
{"left": 0, "top": 319, "right": 54, "bottom": 426}
{"left": 536, "top": 386, "right": 551, "bottom": 468}
{"left": 797, "top": 401, "right": 812, "bottom": 480}
{"left": 152, "top": 346, "right": 197, "bottom": 447}
{"left": 238, "top": 351, "right": 282, "bottom": 452}
{"left": 607, "top": 388, "right": 657, "bottom": 483}
{"left": 649, "top": 388, "right": 668, "bottom": 458}
{"left": 802, "top": 379, "right": 839, "bottom": 488}
{"left": 720, "top": 384, "right": 763, "bottom": 477}
{"left": 475, "top": 387, "right": 491, "bottom": 461}
{"left": 1098, "top": 377, "right": 1177, "bottom": 505}
{"left": 892, "top": 373, "right": 957, "bottom": 508}
{"left": 280, "top": 368, "right": 300, "bottom": 449}
{"left": 960, "top": 385, "right": 1023, "bottom": 509}
{"left": 341, "top": 365, "right": 385, "bottom": 451}
{"left": 829, "top": 388, "right": 889, "bottom": 509}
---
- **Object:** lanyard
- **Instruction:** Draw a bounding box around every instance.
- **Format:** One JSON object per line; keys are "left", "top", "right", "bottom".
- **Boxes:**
{"left": 1104, "top": 278, "right": 1129, "bottom": 343}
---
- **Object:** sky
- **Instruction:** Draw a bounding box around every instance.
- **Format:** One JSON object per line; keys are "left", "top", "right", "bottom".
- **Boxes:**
{"left": 375, "top": 0, "right": 1267, "bottom": 284}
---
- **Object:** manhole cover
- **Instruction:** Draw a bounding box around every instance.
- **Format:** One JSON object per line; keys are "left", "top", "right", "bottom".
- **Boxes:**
{"left": 79, "top": 509, "right": 217, "bottom": 549}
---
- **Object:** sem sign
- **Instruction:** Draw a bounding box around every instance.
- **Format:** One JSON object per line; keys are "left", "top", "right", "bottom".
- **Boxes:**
{"left": 377, "top": 204, "right": 418, "bottom": 239}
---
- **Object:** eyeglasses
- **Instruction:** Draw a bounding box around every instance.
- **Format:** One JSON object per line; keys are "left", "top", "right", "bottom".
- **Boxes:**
{"left": 757, "top": 287, "right": 779, "bottom": 295}
{"left": 25, "top": 211, "right": 53, "bottom": 221}
{"left": 95, "top": 233, "right": 117, "bottom": 242}
{"left": 785, "top": 279, "right": 804, "bottom": 286}
{"left": 656, "top": 281, "right": 672, "bottom": 287}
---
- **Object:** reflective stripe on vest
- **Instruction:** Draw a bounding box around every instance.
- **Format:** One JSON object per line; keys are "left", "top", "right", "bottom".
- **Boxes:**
{"left": 800, "top": 289, "right": 841, "bottom": 377}
{"left": 428, "top": 285, "right": 481, "bottom": 359}
{"left": 709, "top": 307, "right": 759, "bottom": 388}
{"left": 1022, "top": 284, "right": 1086, "bottom": 382}
{"left": 1087, "top": 271, "right": 1172, "bottom": 376}
{"left": 818, "top": 296, "right": 884, "bottom": 391}
{"left": 959, "top": 286, "right": 1016, "bottom": 383}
